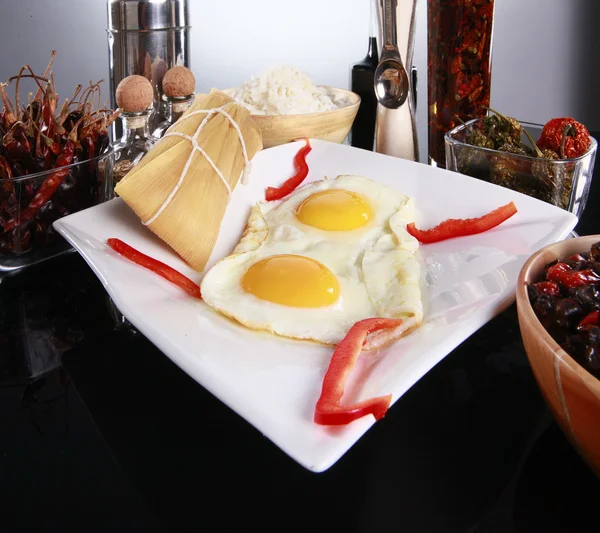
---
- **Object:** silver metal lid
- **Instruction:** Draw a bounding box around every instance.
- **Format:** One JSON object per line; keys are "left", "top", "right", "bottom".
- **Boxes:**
{"left": 107, "top": 0, "right": 189, "bottom": 31}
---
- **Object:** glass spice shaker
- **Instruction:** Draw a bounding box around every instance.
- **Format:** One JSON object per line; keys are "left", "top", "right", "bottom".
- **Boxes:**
{"left": 152, "top": 66, "right": 196, "bottom": 139}
{"left": 427, "top": 0, "right": 495, "bottom": 168}
{"left": 112, "top": 75, "right": 157, "bottom": 185}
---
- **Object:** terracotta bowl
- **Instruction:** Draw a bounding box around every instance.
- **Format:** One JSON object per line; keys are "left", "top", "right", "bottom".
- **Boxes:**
{"left": 224, "top": 86, "right": 360, "bottom": 149}
{"left": 516, "top": 235, "right": 600, "bottom": 477}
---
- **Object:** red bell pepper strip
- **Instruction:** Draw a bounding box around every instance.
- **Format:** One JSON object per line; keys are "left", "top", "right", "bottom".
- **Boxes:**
{"left": 107, "top": 238, "right": 202, "bottom": 299}
{"left": 265, "top": 138, "right": 311, "bottom": 201}
{"left": 314, "top": 317, "right": 403, "bottom": 426}
{"left": 578, "top": 311, "right": 600, "bottom": 329}
{"left": 406, "top": 202, "right": 518, "bottom": 244}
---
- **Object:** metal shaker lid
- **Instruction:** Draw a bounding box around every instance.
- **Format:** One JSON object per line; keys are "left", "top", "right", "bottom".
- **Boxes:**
{"left": 108, "top": 0, "right": 189, "bottom": 31}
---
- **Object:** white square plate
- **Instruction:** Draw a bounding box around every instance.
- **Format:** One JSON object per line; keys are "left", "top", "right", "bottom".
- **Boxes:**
{"left": 54, "top": 140, "right": 577, "bottom": 472}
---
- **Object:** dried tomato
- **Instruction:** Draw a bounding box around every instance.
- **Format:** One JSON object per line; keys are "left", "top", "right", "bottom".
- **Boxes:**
{"left": 537, "top": 117, "right": 591, "bottom": 159}
{"left": 546, "top": 262, "right": 572, "bottom": 282}
{"left": 555, "top": 269, "right": 600, "bottom": 289}
{"left": 533, "top": 281, "right": 561, "bottom": 297}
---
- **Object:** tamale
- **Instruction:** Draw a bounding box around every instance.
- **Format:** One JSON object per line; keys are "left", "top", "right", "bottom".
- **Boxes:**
{"left": 115, "top": 91, "right": 263, "bottom": 271}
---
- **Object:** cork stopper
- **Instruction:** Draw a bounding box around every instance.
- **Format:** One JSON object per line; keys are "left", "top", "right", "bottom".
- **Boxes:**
{"left": 162, "top": 66, "right": 196, "bottom": 98}
{"left": 116, "top": 75, "right": 154, "bottom": 112}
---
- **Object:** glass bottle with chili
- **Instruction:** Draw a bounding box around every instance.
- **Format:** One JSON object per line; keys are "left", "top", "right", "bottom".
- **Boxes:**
{"left": 113, "top": 108, "right": 156, "bottom": 185}
{"left": 112, "top": 75, "right": 157, "bottom": 185}
{"left": 152, "top": 66, "right": 196, "bottom": 140}
{"left": 151, "top": 93, "right": 194, "bottom": 140}
{"left": 427, "top": 0, "right": 495, "bottom": 168}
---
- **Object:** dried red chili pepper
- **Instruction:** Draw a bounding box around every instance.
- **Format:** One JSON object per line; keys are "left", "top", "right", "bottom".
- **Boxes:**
{"left": 537, "top": 118, "right": 591, "bottom": 159}
{"left": 314, "top": 317, "right": 402, "bottom": 426}
{"left": 0, "top": 155, "right": 13, "bottom": 195}
{"left": 2, "top": 134, "right": 75, "bottom": 233}
{"left": 3, "top": 122, "right": 32, "bottom": 160}
{"left": 81, "top": 133, "right": 96, "bottom": 162}
{"left": 31, "top": 50, "right": 56, "bottom": 105}
{"left": 406, "top": 201, "right": 517, "bottom": 244}
{"left": 265, "top": 138, "right": 311, "bottom": 201}
{"left": 0, "top": 84, "right": 17, "bottom": 129}
{"left": 0, "top": 52, "right": 115, "bottom": 256}
{"left": 41, "top": 133, "right": 61, "bottom": 156}
{"left": 95, "top": 129, "right": 110, "bottom": 154}
{"left": 107, "top": 238, "right": 202, "bottom": 299}
{"left": 0, "top": 155, "right": 12, "bottom": 179}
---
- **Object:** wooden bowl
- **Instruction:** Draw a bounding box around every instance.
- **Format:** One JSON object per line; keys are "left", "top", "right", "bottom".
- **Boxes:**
{"left": 226, "top": 86, "right": 360, "bottom": 149}
{"left": 516, "top": 235, "right": 600, "bottom": 478}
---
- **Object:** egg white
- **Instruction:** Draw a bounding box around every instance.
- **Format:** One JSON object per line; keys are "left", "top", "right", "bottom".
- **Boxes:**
{"left": 201, "top": 175, "right": 423, "bottom": 346}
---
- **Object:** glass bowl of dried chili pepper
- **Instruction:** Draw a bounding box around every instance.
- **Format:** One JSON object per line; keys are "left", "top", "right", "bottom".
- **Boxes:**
{"left": 445, "top": 113, "right": 597, "bottom": 218}
{"left": 516, "top": 235, "right": 600, "bottom": 479}
{"left": 0, "top": 52, "right": 118, "bottom": 273}
{"left": 0, "top": 147, "right": 114, "bottom": 272}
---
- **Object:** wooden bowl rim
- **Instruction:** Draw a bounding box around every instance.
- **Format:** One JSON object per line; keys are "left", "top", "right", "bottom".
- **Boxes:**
{"left": 516, "top": 234, "right": 600, "bottom": 388}
{"left": 222, "top": 85, "right": 361, "bottom": 119}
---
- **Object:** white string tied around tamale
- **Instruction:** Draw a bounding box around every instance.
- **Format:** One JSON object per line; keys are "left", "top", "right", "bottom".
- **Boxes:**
{"left": 143, "top": 104, "right": 251, "bottom": 226}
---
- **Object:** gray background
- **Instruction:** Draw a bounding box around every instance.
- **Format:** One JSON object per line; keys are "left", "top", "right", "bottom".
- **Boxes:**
{"left": 0, "top": 0, "right": 598, "bottom": 162}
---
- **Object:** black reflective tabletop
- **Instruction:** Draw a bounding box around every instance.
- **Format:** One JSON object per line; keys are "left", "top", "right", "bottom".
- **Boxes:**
{"left": 2, "top": 169, "right": 600, "bottom": 532}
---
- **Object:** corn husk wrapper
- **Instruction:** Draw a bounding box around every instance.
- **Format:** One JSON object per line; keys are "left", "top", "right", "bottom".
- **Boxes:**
{"left": 115, "top": 91, "right": 263, "bottom": 271}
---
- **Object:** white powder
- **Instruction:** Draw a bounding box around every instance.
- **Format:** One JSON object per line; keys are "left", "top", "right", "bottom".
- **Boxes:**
{"left": 230, "top": 66, "right": 341, "bottom": 115}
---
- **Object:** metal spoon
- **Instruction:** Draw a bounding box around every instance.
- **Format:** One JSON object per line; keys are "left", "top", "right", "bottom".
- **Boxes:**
{"left": 374, "top": 0, "right": 410, "bottom": 109}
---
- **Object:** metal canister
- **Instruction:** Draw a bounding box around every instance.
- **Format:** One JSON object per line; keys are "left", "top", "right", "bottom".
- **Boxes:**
{"left": 107, "top": 0, "right": 191, "bottom": 134}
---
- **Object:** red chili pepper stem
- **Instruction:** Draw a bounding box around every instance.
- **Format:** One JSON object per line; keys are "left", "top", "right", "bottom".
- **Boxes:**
{"left": 107, "top": 238, "right": 202, "bottom": 299}
{"left": 314, "top": 317, "right": 403, "bottom": 426}
{"left": 522, "top": 127, "right": 544, "bottom": 158}
{"left": 560, "top": 124, "right": 575, "bottom": 160}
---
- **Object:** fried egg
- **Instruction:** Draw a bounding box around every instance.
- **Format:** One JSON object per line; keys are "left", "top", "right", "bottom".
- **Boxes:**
{"left": 200, "top": 175, "right": 422, "bottom": 348}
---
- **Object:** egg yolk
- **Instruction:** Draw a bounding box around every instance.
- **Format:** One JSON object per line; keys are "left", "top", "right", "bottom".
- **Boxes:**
{"left": 296, "top": 189, "right": 372, "bottom": 231}
{"left": 241, "top": 255, "right": 339, "bottom": 308}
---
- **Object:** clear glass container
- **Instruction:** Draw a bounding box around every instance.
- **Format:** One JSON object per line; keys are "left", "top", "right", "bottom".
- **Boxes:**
{"left": 445, "top": 119, "right": 597, "bottom": 218}
{"left": 0, "top": 148, "right": 114, "bottom": 273}
{"left": 152, "top": 94, "right": 194, "bottom": 139}
{"left": 113, "top": 109, "right": 156, "bottom": 185}
{"left": 428, "top": 0, "right": 495, "bottom": 168}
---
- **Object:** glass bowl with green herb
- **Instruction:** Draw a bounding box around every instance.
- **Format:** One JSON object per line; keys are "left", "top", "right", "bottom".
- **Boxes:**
{"left": 445, "top": 114, "right": 597, "bottom": 218}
